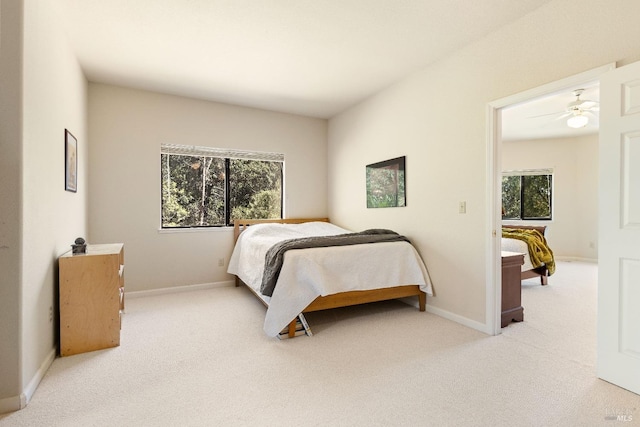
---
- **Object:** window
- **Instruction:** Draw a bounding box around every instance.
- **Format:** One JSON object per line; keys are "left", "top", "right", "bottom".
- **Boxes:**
{"left": 502, "top": 169, "right": 553, "bottom": 220}
{"left": 161, "top": 144, "right": 283, "bottom": 228}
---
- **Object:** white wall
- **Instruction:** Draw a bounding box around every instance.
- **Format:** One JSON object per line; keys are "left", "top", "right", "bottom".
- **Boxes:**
{"left": 0, "top": 0, "right": 88, "bottom": 412}
{"left": 502, "top": 134, "right": 599, "bottom": 261}
{"left": 328, "top": 0, "right": 640, "bottom": 327}
{"left": 88, "top": 84, "right": 327, "bottom": 292}
{"left": 21, "top": 0, "right": 88, "bottom": 404}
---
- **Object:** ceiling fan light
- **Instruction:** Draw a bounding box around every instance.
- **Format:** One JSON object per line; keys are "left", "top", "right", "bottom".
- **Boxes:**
{"left": 567, "top": 114, "right": 589, "bottom": 128}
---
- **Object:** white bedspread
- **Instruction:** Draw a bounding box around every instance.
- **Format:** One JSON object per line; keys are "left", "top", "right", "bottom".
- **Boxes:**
{"left": 501, "top": 238, "right": 534, "bottom": 271}
{"left": 227, "top": 222, "right": 433, "bottom": 337}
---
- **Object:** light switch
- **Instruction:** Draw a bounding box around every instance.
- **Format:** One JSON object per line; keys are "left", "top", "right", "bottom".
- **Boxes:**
{"left": 459, "top": 201, "right": 466, "bottom": 214}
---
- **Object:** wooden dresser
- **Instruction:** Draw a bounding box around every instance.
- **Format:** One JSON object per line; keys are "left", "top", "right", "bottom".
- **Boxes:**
{"left": 501, "top": 251, "right": 525, "bottom": 327}
{"left": 59, "top": 244, "right": 124, "bottom": 356}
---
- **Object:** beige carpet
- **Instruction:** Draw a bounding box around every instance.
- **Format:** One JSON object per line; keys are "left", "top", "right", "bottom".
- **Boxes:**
{"left": 1, "top": 261, "right": 638, "bottom": 426}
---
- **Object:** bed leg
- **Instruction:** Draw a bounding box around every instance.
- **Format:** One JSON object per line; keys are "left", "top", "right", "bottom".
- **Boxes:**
{"left": 235, "top": 276, "right": 240, "bottom": 287}
{"left": 541, "top": 274, "right": 548, "bottom": 286}
{"left": 418, "top": 292, "right": 426, "bottom": 312}
{"left": 288, "top": 319, "right": 297, "bottom": 338}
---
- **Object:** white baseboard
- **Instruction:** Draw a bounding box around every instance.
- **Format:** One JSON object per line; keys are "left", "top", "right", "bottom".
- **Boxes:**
{"left": 0, "top": 394, "right": 25, "bottom": 414}
{"left": 126, "top": 280, "right": 235, "bottom": 299}
{"left": 425, "top": 304, "right": 493, "bottom": 335}
{"left": 24, "top": 348, "right": 56, "bottom": 403}
{"left": 555, "top": 256, "right": 598, "bottom": 263}
{"left": 0, "top": 347, "right": 56, "bottom": 414}
{"left": 400, "top": 297, "right": 491, "bottom": 335}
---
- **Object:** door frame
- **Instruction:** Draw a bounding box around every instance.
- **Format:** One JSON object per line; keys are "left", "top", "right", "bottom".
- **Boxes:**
{"left": 485, "top": 63, "right": 615, "bottom": 335}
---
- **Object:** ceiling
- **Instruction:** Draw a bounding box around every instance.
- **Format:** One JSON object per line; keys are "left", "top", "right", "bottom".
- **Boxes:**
{"left": 53, "top": 0, "right": 554, "bottom": 119}
{"left": 501, "top": 82, "right": 600, "bottom": 142}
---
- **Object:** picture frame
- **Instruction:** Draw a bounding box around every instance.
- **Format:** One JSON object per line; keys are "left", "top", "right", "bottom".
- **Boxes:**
{"left": 65, "top": 129, "right": 77, "bottom": 192}
{"left": 366, "top": 156, "right": 406, "bottom": 208}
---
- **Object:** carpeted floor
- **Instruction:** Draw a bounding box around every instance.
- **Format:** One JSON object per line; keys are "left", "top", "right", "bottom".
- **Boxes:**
{"left": 1, "top": 261, "right": 638, "bottom": 426}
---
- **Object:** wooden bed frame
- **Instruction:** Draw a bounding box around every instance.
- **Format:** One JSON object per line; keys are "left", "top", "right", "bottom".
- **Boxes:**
{"left": 232, "top": 218, "right": 426, "bottom": 337}
{"left": 503, "top": 224, "right": 549, "bottom": 285}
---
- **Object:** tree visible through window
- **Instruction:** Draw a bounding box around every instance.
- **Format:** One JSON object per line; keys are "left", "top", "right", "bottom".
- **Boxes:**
{"left": 161, "top": 145, "right": 283, "bottom": 228}
{"left": 502, "top": 170, "right": 552, "bottom": 220}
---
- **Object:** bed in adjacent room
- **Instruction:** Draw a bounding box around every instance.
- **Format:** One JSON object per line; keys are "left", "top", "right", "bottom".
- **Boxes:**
{"left": 227, "top": 218, "right": 433, "bottom": 338}
{"left": 501, "top": 225, "right": 555, "bottom": 285}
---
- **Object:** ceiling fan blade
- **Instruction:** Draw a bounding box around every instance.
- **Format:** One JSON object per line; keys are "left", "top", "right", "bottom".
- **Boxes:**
{"left": 553, "top": 112, "right": 573, "bottom": 120}
{"left": 527, "top": 110, "right": 566, "bottom": 119}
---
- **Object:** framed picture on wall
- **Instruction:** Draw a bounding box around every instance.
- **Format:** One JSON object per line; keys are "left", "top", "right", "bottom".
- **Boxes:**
{"left": 65, "top": 129, "right": 77, "bottom": 192}
{"left": 366, "top": 156, "right": 406, "bottom": 208}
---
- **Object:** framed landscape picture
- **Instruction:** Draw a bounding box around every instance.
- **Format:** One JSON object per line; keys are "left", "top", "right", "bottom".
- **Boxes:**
{"left": 366, "top": 156, "right": 406, "bottom": 208}
{"left": 65, "top": 129, "right": 77, "bottom": 192}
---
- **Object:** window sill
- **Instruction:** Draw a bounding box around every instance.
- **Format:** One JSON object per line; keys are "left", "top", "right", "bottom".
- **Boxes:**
{"left": 157, "top": 226, "right": 233, "bottom": 234}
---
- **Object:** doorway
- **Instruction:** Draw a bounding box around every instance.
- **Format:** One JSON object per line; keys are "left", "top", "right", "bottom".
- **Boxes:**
{"left": 485, "top": 63, "right": 615, "bottom": 335}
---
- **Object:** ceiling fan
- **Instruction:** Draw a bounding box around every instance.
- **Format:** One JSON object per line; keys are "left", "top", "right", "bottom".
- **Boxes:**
{"left": 531, "top": 88, "right": 599, "bottom": 128}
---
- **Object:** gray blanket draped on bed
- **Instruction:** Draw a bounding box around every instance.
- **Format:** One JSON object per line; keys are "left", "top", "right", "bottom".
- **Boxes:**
{"left": 260, "top": 229, "right": 410, "bottom": 297}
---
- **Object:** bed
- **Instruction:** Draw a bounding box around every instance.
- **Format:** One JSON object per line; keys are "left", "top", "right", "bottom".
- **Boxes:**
{"left": 227, "top": 218, "right": 433, "bottom": 338}
{"left": 501, "top": 225, "right": 554, "bottom": 285}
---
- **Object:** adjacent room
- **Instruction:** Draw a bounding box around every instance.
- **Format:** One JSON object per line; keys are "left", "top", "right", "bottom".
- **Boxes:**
{"left": 498, "top": 82, "right": 600, "bottom": 368}
{"left": 2, "top": 0, "right": 640, "bottom": 424}
{"left": 501, "top": 81, "right": 599, "bottom": 302}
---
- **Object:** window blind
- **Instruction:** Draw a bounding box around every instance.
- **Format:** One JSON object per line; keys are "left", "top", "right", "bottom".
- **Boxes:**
{"left": 502, "top": 168, "right": 553, "bottom": 177}
{"left": 160, "top": 143, "right": 284, "bottom": 162}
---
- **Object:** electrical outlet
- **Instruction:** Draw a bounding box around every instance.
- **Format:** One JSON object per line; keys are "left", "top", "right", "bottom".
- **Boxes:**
{"left": 218, "top": 258, "right": 224, "bottom": 267}
{"left": 459, "top": 201, "right": 466, "bottom": 214}
{"left": 49, "top": 305, "right": 53, "bottom": 323}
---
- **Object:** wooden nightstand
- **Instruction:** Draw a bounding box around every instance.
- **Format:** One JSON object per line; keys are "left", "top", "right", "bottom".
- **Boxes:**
{"left": 59, "top": 244, "right": 124, "bottom": 356}
{"left": 501, "top": 251, "right": 524, "bottom": 327}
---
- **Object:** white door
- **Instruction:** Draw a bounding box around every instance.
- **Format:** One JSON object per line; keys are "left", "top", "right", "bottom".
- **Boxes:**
{"left": 598, "top": 60, "right": 640, "bottom": 395}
